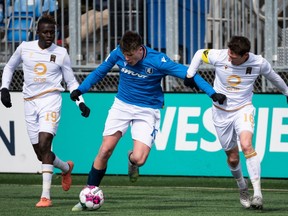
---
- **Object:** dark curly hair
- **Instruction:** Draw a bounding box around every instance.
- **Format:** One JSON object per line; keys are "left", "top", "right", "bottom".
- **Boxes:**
{"left": 37, "top": 14, "right": 56, "bottom": 31}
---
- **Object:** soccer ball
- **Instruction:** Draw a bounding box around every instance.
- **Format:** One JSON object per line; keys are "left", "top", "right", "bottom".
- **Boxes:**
{"left": 79, "top": 186, "right": 104, "bottom": 210}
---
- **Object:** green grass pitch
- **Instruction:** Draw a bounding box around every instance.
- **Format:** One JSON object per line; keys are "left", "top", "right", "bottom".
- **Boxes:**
{"left": 0, "top": 174, "right": 287, "bottom": 216}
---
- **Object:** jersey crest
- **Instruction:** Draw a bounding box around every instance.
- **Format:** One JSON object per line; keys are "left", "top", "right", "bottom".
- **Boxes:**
{"left": 246, "top": 67, "right": 252, "bottom": 74}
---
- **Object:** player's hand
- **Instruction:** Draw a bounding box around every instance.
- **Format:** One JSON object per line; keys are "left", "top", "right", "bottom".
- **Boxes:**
{"left": 1, "top": 88, "right": 12, "bottom": 108}
{"left": 211, "top": 93, "right": 226, "bottom": 105}
{"left": 184, "top": 76, "right": 199, "bottom": 90}
{"left": 70, "top": 89, "right": 82, "bottom": 101}
{"left": 79, "top": 102, "right": 90, "bottom": 118}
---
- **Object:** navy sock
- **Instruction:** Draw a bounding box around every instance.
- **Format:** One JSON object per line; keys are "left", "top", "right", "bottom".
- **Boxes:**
{"left": 86, "top": 163, "right": 106, "bottom": 186}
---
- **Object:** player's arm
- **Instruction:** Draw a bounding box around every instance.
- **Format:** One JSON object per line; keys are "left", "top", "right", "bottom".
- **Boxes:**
{"left": 261, "top": 59, "right": 288, "bottom": 103}
{"left": 183, "top": 49, "right": 226, "bottom": 104}
{"left": 61, "top": 53, "right": 91, "bottom": 117}
{"left": 185, "top": 48, "right": 212, "bottom": 89}
{"left": 70, "top": 49, "right": 118, "bottom": 103}
{"left": 1, "top": 44, "right": 23, "bottom": 108}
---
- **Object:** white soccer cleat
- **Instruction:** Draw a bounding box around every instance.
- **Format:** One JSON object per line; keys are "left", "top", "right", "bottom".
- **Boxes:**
{"left": 239, "top": 180, "right": 251, "bottom": 209}
{"left": 71, "top": 202, "right": 86, "bottom": 211}
{"left": 128, "top": 150, "right": 139, "bottom": 183}
{"left": 251, "top": 196, "right": 263, "bottom": 210}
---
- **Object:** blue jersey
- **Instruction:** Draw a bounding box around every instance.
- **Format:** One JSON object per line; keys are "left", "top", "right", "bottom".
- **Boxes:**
{"left": 78, "top": 45, "right": 215, "bottom": 109}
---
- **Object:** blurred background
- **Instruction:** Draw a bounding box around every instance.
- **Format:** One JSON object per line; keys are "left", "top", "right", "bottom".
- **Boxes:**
{"left": 0, "top": 0, "right": 287, "bottom": 93}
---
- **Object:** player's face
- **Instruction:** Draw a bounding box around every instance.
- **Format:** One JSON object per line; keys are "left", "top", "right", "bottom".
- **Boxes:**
{"left": 228, "top": 49, "right": 248, "bottom": 66}
{"left": 122, "top": 46, "right": 143, "bottom": 66}
{"left": 37, "top": 23, "right": 56, "bottom": 49}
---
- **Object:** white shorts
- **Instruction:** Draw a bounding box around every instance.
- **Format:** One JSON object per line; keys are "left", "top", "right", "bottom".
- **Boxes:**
{"left": 103, "top": 98, "right": 161, "bottom": 148}
{"left": 212, "top": 104, "right": 255, "bottom": 151}
{"left": 24, "top": 92, "right": 62, "bottom": 144}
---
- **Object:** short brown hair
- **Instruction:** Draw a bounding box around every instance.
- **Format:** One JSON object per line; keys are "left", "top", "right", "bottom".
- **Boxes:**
{"left": 228, "top": 36, "right": 251, "bottom": 56}
{"left": 119, "top": 31, "right": 142, "bottom": 53}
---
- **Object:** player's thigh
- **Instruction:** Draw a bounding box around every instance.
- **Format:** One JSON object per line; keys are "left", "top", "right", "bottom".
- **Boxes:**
{"left": 212, "top": 106, "right": 237, "bottom": 151}
{"left": 101, "top": 132, "right": 122, "bottom": 153}
{"left": 38, "top": 93, "right": 62, "bottom": 136}
{"left": 103, "top": 99, "right": 132, "bottom": 136}
{"left": 24, "top": 100, "right": 39, "bottom": 144}
{"left": 131, "top": 107, "right": 160, "bottom": 148}
{"left": 235, "top": 105, "right": 255, "bottom": 135}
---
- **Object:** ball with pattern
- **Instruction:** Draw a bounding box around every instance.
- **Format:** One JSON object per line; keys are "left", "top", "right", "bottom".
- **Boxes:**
{"left": 79, "top": 186, "right": 104, "bottom": 210}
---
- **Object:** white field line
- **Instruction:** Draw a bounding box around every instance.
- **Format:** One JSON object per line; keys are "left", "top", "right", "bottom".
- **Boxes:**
{"left": 1, "top": 184, "right": 287, "bottom": 192}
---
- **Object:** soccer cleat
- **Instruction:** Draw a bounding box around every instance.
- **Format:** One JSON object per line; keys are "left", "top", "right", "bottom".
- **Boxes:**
{"left": 72, "top": 202, "right": 86, "bottom": 211}
{"left": 128, "top": 150, "right": 139, "bottom": 183}
{"left": 62, "top": 161, "right": 74, "bottom": 191}
{"left": 239, "top": 180, "right": 251, "bottom": 209}
{"left": 251, "top": 196, "right": 263, "bottom": 210}
{"left": 36, "top": 197, "right": 52, "bottom": 207}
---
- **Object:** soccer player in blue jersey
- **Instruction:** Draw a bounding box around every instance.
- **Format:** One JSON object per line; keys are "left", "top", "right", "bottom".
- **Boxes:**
{"left": 70, "top": 31, "right": 226, "bottom": 211}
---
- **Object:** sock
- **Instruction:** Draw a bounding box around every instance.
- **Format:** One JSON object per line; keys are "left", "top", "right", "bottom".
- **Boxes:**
{"left": 229, "top": 162, "right": 246, "bottom": 190}
{"left": 246, "top": 153, "right": 262, "bottom": 198}
{"left": 87, "top": 163, "right": 106, "bottom": 186}
{"left": 53, "top": 156, "right": 69, "bottom": 173}
{"left": 41, "top": 164, "right": 53, "bottom": 199}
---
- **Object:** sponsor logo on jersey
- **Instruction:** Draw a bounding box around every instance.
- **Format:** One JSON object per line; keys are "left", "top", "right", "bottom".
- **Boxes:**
{"left": 161, "top": 57, "right": 167, "bottom": 62}
{"left": 121, "top": 68, "right": 148, "bottom": 78}
{"left": 34, "top": 63, "right": 47, "bottom": 76}
{"left": 227, "top": 75, "right": 241, "bottom": 86}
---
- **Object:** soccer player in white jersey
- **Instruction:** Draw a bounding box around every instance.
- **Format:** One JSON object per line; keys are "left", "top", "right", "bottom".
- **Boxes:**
{"left": 0, "top": 15, "right": 90, "bottom": 207}
{"left": 186, "top": 36, "right": 288, "bottom": 210}
{"left": 69, "top": 30, "right": 226, "bottom": 211}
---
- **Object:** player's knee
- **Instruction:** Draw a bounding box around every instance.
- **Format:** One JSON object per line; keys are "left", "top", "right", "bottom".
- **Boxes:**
{"left": 36, "top": 155, "right": 42, "bottom": 162}
{"left": 131, "top": 154, "right": 147, "bottom": 167}
{"left": 228, "top": 157, "right": 239, "bottom": 168}
{"left": 98, "top": 147, "right": 113, "bottom": 161}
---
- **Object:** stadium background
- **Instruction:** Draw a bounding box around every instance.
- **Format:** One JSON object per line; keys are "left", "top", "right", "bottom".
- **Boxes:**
{"left": 0, "top": 0, "right": 288, "bottom": 178}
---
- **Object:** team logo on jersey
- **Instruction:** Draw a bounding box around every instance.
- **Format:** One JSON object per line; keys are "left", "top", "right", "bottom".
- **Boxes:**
{"left": 50, "top": 54, "right": 56, "bottom": 62}
{"left": 224, "top": 65, "right": 228, "bottom": 69}
{"left": 246, "top": 67, "right": 252, "bottom": 74}
{"left": 34, "top": 63, "right": 47, "bottom": 76}
{"left": 161, "top": 57, "right": 167, "bottom": 62}
{"left": 227, "top": 75, "right": 241, "bottom": 87}
{"left": 145, "top": 68, "right": 153, "bottom": 74}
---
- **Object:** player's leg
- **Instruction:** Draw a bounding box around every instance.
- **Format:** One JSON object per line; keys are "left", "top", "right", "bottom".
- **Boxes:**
{"left": 240, "top": 131, "right": 263, "bottom": 209}
{"left": 237, "top": 105, "right": 263, "bottom": 209}
{"left": 212, "top": 106, "right": 250, "bottom": 208}
{"left": 24, "top": 99, "right": 53, "bottom": 207}
{"left": 128, "top": 106, "right": 160, "bottom": 182}
{"left": 72, "top": 98, "right": 130, "bottom": 211}
{"left": 225, "top": 145, "right": 250, "bottom": 208}
{"left": 87, "top": 132, "right": 122, "bottom": 186}
{"left": 40, "top": 93, "right": 74, "bottom": 191}
{"left": 128, "top": 141, "right": 151, "bottom": 182}
{"left": 36, "top": 132, "right": 54, "bottom": 207}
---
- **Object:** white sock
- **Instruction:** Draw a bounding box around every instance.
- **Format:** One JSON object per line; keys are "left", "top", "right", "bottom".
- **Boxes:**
{"left": 41, "top": 164, "right": 53, "bottom": 199}
{"left": 246, "top": 154, "right": 262, "bottom": 198}
{"left": 53, "top": 156, "right": 69, "bottom": 173}
{"left": 229, "top": 163, "right": 246, "bottom": 190}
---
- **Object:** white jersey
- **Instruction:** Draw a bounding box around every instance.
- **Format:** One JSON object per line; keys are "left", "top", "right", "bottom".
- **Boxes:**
{"left": 187, "top": 49, "right": 288, "bottom": 111}
{"left": 1, "top": 40, "right": 82, "bottom": 102}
